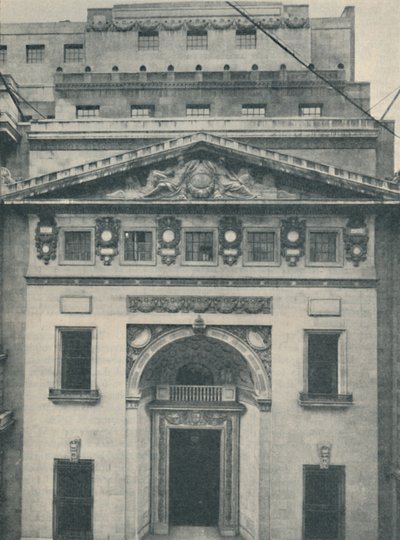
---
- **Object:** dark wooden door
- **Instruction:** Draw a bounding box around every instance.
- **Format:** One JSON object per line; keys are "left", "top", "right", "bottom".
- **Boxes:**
{"left": 169, "top": 429, "right": 220, "bottom": 526}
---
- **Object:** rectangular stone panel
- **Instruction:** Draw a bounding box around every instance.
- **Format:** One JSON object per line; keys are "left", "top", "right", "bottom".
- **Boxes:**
{"left": 60, "top": 296, "right": 92, "bottom": 314}
{"left": 308, "top": 298, "right": 341, "bottom": 317}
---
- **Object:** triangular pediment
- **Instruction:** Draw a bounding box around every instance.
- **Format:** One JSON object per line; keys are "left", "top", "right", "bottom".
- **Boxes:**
{"left": 2, "top": 132, "right": 399, "bottom": 202}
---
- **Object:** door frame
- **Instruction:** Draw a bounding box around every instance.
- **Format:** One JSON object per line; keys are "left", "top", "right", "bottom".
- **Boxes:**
{"left": 149, "top": 405, "right": 244, "bottom": 536}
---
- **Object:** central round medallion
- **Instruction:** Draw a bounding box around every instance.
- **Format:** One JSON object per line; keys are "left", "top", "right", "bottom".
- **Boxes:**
{"left": 101, "top": 230, "right": 113, "bottom": 242}
{"left": 162, "top": 229, "right": 175, "bottom": 243}
{"left": 224, "top": 230, "right": 237, "bottom": 243}
{"left": 287, "top": 230, "right": 299, "bottom": 243}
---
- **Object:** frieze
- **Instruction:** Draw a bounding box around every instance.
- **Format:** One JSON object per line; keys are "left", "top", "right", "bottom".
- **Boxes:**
{"left": 126, "top": 295, "right": 272, "bottom": 314}
{"left": 163, "top": 410, "right": 229, "bottom": 426}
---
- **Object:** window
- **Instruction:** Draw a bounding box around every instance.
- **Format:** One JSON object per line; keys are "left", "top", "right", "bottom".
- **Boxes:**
{"left": 299, "top": 104, "right": 323, "bottom": 117}
{"left": 76, "top": 106, "right": 100, "bottom": 118}
{"left": 64, "top": 44, "right": 84, "bottom": 63}
{"left": 187, "top": 30, "right": 208, "bottom": 50}
{"left": 245, "top": 230, "right": 277, "bottom": 264}
{"left": 0, "top": 45, "right": 7, "bottom": 63}
{"left": 26, "top": 44, "right": 45, "bottom": 63}
{"left": 60, "top": 329, "right": 92, "bottom": 391}
{"left": 186, "top": 104, "right": 210, "bottom": 117}
{"left": 242, "top": 104, "right": 266, "bottom": 117}
{"left": 303, "top": 466, "right": 345, "bottom": 540}
{"left": 123, "top": 230, "right": 154, "bottom": 263}
{"left": 131, "top": 105, "right": 155, "bottom": 118}
{"left": 54, "top": 459, "right": 94, "bottom": 540}
{"left": 235, "top": 29, "right": 256, "bottom": 49}
{"left": 138, "top": 31, "right": 159, "bottom": 50}
{"left": 307, "top": 332, "right": 340, "bottom": 395}
{"left": 60, "top": 229, "right": 94, "bottom": 264}
{"left": 184, "top": 231, "right": 215, "bottom": 263}
{"left": 307, "top": 230, "right": 341, "bottom": 265}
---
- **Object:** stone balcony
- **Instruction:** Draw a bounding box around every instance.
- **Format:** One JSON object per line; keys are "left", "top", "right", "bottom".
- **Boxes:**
{"left": 156, "top": 385, "right": 237, "bottom": 403}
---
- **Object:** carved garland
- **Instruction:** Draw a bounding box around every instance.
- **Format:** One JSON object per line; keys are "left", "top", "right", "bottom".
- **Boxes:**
{"left": 344, "top": 215, "right": 368, "bottom": 267}
{"left": 219, "top": 216, "right": 243, "bottom": 266}
{"left": 95, "top": 216, "right": 121, "bottom": 265}
{"left": 157, "top": 216, "right": 181, "bottom": 265}
{"left": 280, "top": 217, "right": 306, "bottom": 266}
{"left": 35, "top": 215, "right": 59, "bottom": 265}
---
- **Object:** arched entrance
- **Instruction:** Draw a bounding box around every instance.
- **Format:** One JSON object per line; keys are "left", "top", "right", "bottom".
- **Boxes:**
{"left": 125, "top": 324, "right": 271, "bottom": 538}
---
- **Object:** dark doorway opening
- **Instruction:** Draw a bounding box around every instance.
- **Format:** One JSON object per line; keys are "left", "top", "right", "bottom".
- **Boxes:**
{"left": 169, "top": 429, "right": 220, "bottom": 526}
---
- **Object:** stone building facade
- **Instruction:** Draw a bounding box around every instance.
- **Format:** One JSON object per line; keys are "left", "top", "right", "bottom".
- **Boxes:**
{"left": 0, "top": 2, "right": 399, "bottom": 540}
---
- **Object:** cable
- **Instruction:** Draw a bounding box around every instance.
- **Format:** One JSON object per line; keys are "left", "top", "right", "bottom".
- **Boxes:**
{"left": 0, "top": 72, "right": 47, "bottom": 120}
{"left": 226, "top": 1, "right": 400, "bottom": 140}
{"left": 369, "top": 85, "right": 400, "bottom": 112}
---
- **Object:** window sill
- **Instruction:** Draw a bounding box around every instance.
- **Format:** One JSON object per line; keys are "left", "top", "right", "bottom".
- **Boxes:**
{"left": 299, "top": 392, "right": 353, "bottom": 408}
{"left": 48, "top": 388, "right": 100, "bottom": 405}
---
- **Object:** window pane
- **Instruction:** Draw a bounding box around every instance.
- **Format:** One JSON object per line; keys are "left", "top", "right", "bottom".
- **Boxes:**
{"left": 308, "top": 333, "right": 339, "bottom": 394}
{"left": 187, "top": 31, "right": 208, "bottom": 50}
{"left": 242, "top": 104, "right": 266, "bottom": 116}
{"left": 235, "top": 30, "right": 256, "bottom": 49}
{"left": 76, "top": 106, "right": 100, "bottom": 118}
{"left": 0, "top": 46, "right": 7, "bottom": 63}
{"left": 300, "top": 105, "right": 322, "bottom": 117}
{"left": 64, "top": 231, "right": 92, "bottom": 261}
{"left": 247, "top": 231, "right": 275, "bottom": 262}
{"left": 26, "top": 45, "right": 45, "bottom": 63}
{"left": 64, "top": 44, "right": 83, "bottom": 63}
{"left": 61, "top": 330, "right": 92, "bottom": 390}
{"left": 185, "top": 232, "right": 214, "bottom": 262}
{"left": 186, "top": 105, "right": 210, "bottom": 117}
{"left": 131, "top": 105, "right": 154, "bottom": 117}
{"left": 138, "top": 32, "right": 159, "bottom": 50}
{"left": 310, "top": 232, "right": 337, "bottom": 263}
{"left": 124, "top": 231, "right": 153, "bottom": 261}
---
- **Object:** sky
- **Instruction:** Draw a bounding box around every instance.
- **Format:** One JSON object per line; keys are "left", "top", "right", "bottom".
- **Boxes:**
{"left": 1, "top": 0, "right": 399, "bottom": 171}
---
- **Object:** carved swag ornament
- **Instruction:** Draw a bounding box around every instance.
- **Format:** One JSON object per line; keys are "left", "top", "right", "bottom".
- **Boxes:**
{"left": 95, "top": 216, "right": 121, "bottom": 265}
{"left": 35, "top": 215, "right": 59, "bottom": 265}
{"left": 344, "top": 215, "right": 368, "bottom": 266}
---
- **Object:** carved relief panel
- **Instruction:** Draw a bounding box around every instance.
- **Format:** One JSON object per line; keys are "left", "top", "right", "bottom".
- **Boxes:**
{"left": 35, "top": 215, "right": 59, "bottom": 265}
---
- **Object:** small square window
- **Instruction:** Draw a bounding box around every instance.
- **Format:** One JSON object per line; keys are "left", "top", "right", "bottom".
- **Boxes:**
{"left": 26, "top": 44, "right": 45, "bottom": 63}
{"left": 0, "top": 45, "right": 7, "bottom": 63}
{"left": 54, "top": 459, "right": 94, "bottom": 540}
{"left": 131, "top": 105, "right": 155, "bottom": 117}
{"left": 245, "top": 230, "right": 278, "bottom": 264}
{"left": 64, "top": 44, "right": 84, "bottom": 63}
{"left": 307, "top": 230, "right": 341, "bottom": 265}
{"left": 60, "top": 229, "right": 94, "bottom": 264}
{"left": 299, "top": 104, "right": 322, "bottom": 117}
{"left": 235, "top": 29, "right": 256, "bottom": 49}
{"left": 303, "top": 465, "right": 345, "bottom": 540}
{"left": 184, "top": 230, "right": 216, "bottom": 264}
{"left": 76, "top": 106, "right": 100, "bottom": 118}
{"left": 187, "top": 31, "right": 208, "bottom": 50}
{"left": 242, "top": 104, "right": 266, "bottom": 117}
{"left": 123, "top": 230, "right": 154, "bottom": 263}
{"left": 138, "top": 31, "right": 159, "bottom": 50}
{"left": 186, "top": 104, "right": 210, "bottom": 117}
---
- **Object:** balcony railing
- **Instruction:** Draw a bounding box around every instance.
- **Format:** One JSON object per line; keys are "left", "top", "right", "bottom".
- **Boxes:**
{"left": 156, "top": 384, "right": 236, "bottom": 403}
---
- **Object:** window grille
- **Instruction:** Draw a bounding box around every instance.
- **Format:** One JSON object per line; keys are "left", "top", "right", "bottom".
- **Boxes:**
{"left": 124, "top": 231, "right": 153, "bottom": 261}
{"left": 186, "top": 104, "right": 210, "bottom": 117}
{"left": 76, "top": 106, "right": 100, "bottom": 118}
{"left": 0, "top": 45, "right": 7, "bottom": 63}
{"left": 307, "top": 333, "right": 339, "bottom": 395}
{"left": 185, "top": 231, "right": 214, "bottom": 262}
{"left": 138, "top": 31, "right": 159, "bottom": 50}
{"left": 242, "top": 104, "right": 266, "bottom": 117}
{"left": 299, "top": 104, "right": 323, "bottom": 117}
{"left": 64, "top": 44, "right": 84, "bottom": 63}
{"left": 54, "top": 460, "right": 94, "bottom": 540}
{"left": 235, "top": 29, "right": 256, "bottom": 49}
{"left": 247, "top": 231, "right": 276, "bottom": 262}
{"left": 309, "top": 232, "right": 337, "bottom": 263}
{"left": 60, "top": 330, "right": 92, "bottom": 391}
{"left": 187, "top": 31, "right": 208, "bottom": 50}
{"left": 26, "top": 44, "right": 45, "bottom": 63}
{"left": 130, "top": 105, "right": 155, "bottom": 117}
{"left": 63, "top": 231, "right": 92, "bottom": 261}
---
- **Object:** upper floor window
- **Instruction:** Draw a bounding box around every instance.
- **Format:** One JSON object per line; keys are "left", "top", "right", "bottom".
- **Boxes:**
{"left": 299, "top": 104, "right": 322, "bottom": 117}
{"left": 0, "top": 45, "right": 7, "bottom": 63}
{"left": 303, "top": 465, "right": 345, "bottom": 540}
{"left": 64, "top": 44, "right": 84, "bottom": 63}
{"left": 307, "top": 230, "right": 341, "bottom": 265}
{"left": 60, "top": 229, "right": 94, "bottom": 264}
{"left": 186, "top": 104, "right": 210, "bottom": 117}
{"left": 245, "top": 230, "right": 278, "bottom": 264}
{"left": 53, "top": 459, "right": 94, "bottom": 540}
{"left": 184, "top": 230, "right": 216, "bottom": 264}
{"left": 138, "top": 31, "right": 159, "bottom": 50}
{"left": 26, "top": 44, "right": 45, "bottom": 63}
{"left": 242, "top": 104, "right": 266, "bottom": 117}
{"left": 306, "top": 332, "right": 340, "bottom": 395}
{"left": 59, "top": 328, "right": 93, "bottom": 391}
{"left": 123, "top": 230, "right": 154, "bottom": 263}
{"left": 235, "top": 28, "right": 256, "bottom": 49}
{"left": 187, "top": 30, "right": 208, "bottom": 50}
{"left": 76, "top": 106, "right": 100, "bottom": 118}
{"left": 131, "top": 105, "right": 155, "bottom": 117}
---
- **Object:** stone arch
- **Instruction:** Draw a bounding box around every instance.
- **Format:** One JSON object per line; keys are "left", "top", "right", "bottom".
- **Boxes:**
{"left": 126, "top": 326, "right": 270, "bottom": 402}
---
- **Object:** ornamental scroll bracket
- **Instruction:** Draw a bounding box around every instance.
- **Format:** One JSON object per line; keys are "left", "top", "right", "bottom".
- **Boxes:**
{"left": 219, "top": 216, "right": 243, "bottom": 266}
{"left": 280, "top": 217, "right": 306, "bottom": 266}
{"left": 344, "top": 215, "right": 368, "bottom": 267}
{"left": 35, "top": 214, "right": 59, "bottom": 265}
{"left": 157, "top": 216, "right": 181, "bottom": 265}
{"left": 95, "top": 216, "right": 121, "bottom": 265}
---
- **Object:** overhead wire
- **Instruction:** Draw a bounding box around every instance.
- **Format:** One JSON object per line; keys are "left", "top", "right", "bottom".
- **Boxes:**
{"left": 226, "top": 1, "right": 400, "bottom": 140}
{"left": 368, "top": 85, "right": 400, "bottom": 112}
